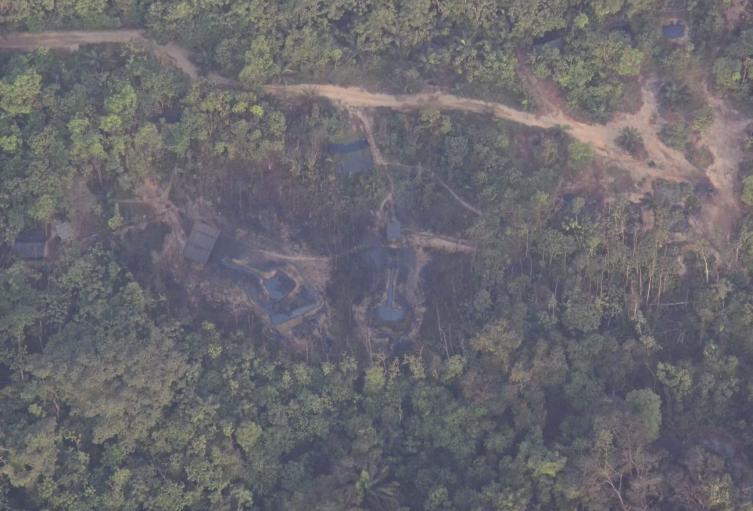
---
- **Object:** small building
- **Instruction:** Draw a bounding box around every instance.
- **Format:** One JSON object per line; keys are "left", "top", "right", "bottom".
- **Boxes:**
{"left": 13, "top": 230, "right": 48, "bottom": 260}
{"left": 327, "top": 139, "right": 374, "bottom": 175}
{"left": 662, "top": 22, "right": 686, "bottom": 39}
{"left": 14, "top": 241, "right": 45, "bottom": 260}
{"left": 183, "top": 221, "right": 220, "bottom": 265}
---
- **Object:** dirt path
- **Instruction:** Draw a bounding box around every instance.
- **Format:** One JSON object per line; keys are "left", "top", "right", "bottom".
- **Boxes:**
{"left": 404, "top": 230, "right": 476, "bottom": 254}
{"left": 0, "top": 31, "right": 711, "bottom": 189}
{"left": 353, "top": 107, "right": 483, "bottom": 218}
{"left": 266, "top": 83, "right": 702, "bottom": 184}
{"left": 351, "top": 109, "right": 396, "bottom": 226}
{"left": 351, "top": 109, "right": 387, "bottom": 167}
{"left": 0, "top": 30, "right": 202, "bottom": 80}
{"left": 2, "top": 30, "right": 748, "bottom": 248}
{"left": 272, "top": 81, "right": 749, "bottom": 250}
{"left": 246, "top": 247, "right": 329, "bottom": 262}
{"left": 695, "top": 88, "right": 749, "bottom": 239}
{"left": 129, "top": 178, "right": 187, "bottom": 269}
{"left": 427, "top": 169, "right": 483, "bottom": 216}
{"left": 388, "top": 161, "right": 483, "bottom": 216}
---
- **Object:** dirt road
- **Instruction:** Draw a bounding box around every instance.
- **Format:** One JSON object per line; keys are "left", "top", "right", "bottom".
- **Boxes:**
{"left": 267, "top": 82, "right": 745, "bottom": 249}
{"left": 0, "top": 31, "right": 696, "bottom": 180}
{"left": 1, "top": 30, "right": 747, "bottom": 246}
{"left": 0, "top": 30, "right": 708, "bottom": 184}
{"left": 266, "top": 83, "right": 701, "bottom": 182}
{"left": 0, "top": 30, "right": 201, "bottom": 80}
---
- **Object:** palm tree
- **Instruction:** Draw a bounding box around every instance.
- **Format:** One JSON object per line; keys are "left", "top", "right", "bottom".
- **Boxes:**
{"left": 616, "top": 126, "right": 645, "bottom": 157}
{"left": 354, "top": 466, "right": 401, "bottom": 510}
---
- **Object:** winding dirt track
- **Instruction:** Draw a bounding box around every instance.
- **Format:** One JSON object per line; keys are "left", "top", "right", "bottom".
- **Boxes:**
{"left": 1, "top": 31, "right": 693, "bottom": 177}
{"left": 1, "top": 30, "right": 746, "bottom": 245}
{"left": 0, "top": 30, "right": 201, "bottom": 80}
{"left": 265, "top": 83, "right": 701, "bottom": 183}
{"left": 0, "top": 30, "right": 705, "bottom": 179}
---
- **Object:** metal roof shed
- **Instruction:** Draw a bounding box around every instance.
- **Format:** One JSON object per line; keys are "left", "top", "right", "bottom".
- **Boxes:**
{"left": 183, "top": 221, "right": 220, "bottom": 265}
{"left": 13, "top": 230, "right": 47, "bottom": 260}
{"left": 13, "top": 240, "right": 46, "bottom": 260}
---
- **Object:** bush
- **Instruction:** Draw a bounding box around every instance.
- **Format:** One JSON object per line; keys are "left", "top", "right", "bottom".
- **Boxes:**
{"left": 742, "top": 175, "right": 753, "bottom": 206}
{"left": 659, "top": 122, "right": 689, "bottom": 150}
{"left": 568, "top": 141, "right": 593, "bottom": 168}
{"left": 686, "top": 144, "right": 714, "bottom": 170}
{"left": 616, "top": 126, "right": 645, "bottom": 157}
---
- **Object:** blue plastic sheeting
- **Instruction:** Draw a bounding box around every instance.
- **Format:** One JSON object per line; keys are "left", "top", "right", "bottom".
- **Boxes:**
{"left": 222, "top": 258, "right": 295, "bottom": 302}
{"left": 327, "top": 139, "right": 374, "bottom": 174}
{"left": 387, "top": 219, "right": 401, "bottom": 241}
{"left": 662, "top": 23, "right": 685, "bottom": 39}
{"left": 340, "top": 150, "right": 374, "bottom": 175}
{"left": 376, "top": 304, "right": 405, "bottom": 322}
{"left": 263, "top": 272, "right": 295, "bottom": 301}
{"left": 327, "top": 139, "right": 369, "bottom": 154}
{"left": 376, "top": 267, "right": 404, "bottom": 322}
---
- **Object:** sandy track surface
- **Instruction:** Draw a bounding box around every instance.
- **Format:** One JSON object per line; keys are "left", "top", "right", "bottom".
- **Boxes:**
{"left": 0, "top": 30, "right": 201, "bottom": 80}
{"left": 0, "top": 31, "right": 717, "bottom": 184}
{"left": 265, "top": 83, "right": 700, "bottom": 183}
{"left": 268, "top": 82, "right": 746, "bottom": 249}
{"left": 2, "top": 30, "right": 748, "bottom": 248}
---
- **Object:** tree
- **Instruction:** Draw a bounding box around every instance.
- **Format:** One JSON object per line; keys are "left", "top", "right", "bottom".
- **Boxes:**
{"left": 659, "top": 122, "right": 689, "bottom": 150}
{"left": 625, "top": 389, "right": 661, "bottom": 441}
{"left": 0, "top": 71, "right": 42, "bottom": 117}
{"left": 742, "top": 175, "right": 753, "bottom": 206}
{"left": 713, "top": 57, "right": 742, "bottom": 93}
{"left": 239, "top": 36, "right": 280, "bottom": 85}
{"left": 568, "top": 141, "right": 593, "bottom": 168}
{"left": 235, "top": 421, "right": 263, "bottom": 455}
{"left": 577, "top": 405, "right": 663, "bottom": 510}
{"left": 659, "top": 81, "right": 691, "bottom": 110}
{"left": 354, "top": 466, "right": 400, "bottom": 511}
{"left": 616, "top": 126, "right": 645, "bottom": 157}
{"left": 24, "top": 253, "right": 192, "bottom": 446}
{"left": 0, "top": 416, "right": 59, "bottom": 489}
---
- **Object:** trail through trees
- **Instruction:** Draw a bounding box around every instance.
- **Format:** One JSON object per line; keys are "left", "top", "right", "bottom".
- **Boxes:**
{"left": 1, "top": 29, "right": 747, "bottom": 245}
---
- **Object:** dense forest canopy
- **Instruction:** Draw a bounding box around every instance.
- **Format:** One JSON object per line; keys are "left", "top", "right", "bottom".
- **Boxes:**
{"left": 3, "top": 1, "right": 753, "bottom": 510}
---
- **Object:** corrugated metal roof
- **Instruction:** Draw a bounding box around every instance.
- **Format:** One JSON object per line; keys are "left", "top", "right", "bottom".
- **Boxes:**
{"left": 183, "top": 222, "right": 220, "bottom": 264}
{"left": 14, "top": 241, "right": 45, "bottom": 260}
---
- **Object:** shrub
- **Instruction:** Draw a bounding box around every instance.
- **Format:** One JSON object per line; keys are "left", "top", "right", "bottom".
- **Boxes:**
{"left": 616, "top": 126, "right": 645, "bottom": 157}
